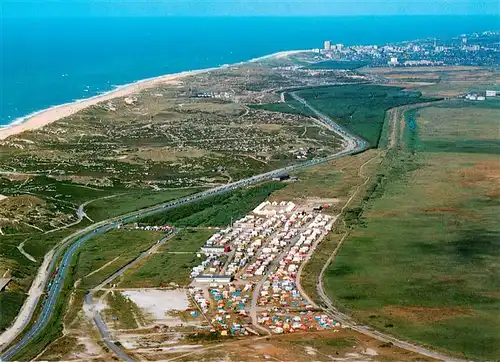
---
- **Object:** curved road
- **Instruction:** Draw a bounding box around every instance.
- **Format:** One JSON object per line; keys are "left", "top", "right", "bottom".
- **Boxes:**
{"left": 0, "top": 194, "right": 127, "bottom": 352}
{"left": 83, "top": 230, "right": 181, "bottom": 362}
{"left": 1, "top": 91, "right": 367, "bottom": 361}
{"left": 293, "top": 98, "right": 466, "bottom": 362}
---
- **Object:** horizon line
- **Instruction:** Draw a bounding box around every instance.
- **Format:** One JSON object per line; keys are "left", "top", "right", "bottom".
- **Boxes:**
{"left": 3, "top": 14, "right": 499, "bottom": 18}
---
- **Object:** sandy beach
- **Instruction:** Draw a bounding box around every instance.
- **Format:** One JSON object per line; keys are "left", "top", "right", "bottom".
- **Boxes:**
{"left": 0, "top": 50, "right": 306, "bottom": 140}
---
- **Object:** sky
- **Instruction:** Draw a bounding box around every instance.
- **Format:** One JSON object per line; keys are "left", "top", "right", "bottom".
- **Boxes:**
{"left": 2, "top": 0, "right": 499, "bottom": 17}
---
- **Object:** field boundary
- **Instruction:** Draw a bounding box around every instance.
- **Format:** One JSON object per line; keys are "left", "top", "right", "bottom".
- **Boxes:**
{"left": 298, "top": 102, "right": 466, "bottom": 361}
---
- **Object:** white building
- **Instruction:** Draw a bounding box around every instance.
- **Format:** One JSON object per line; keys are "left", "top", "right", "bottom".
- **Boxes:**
{"left": 201, "top": 246, "right": 226, "bottom": 254}
{"left": 388, "top": 57, "right": 399, "bottom": 66}
{"left": 193, "top": 275, "right": 232, "bottom": 284}
{"left": 324, "top": 40, "right": 331, "bottom": 51}
{"left": 486, "top": 90, "right": 497, "bottom": 97}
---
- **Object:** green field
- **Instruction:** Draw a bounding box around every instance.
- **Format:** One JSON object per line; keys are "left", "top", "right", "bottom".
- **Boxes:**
{"left": 252, "top": 84, "right": 438, "bottom": 147}
{"left": 62, "top": 228, "right": 166, "bottom": 327}
{"left": 324, "top": 101, "right": 500, "bottom": 360}
{"left": 163, "top": 229, "right": 214, "bottom": 252}
{"left": 139, "top": 182, "right": 286, "bottom": 227}
{"left": 294, "top": 84, "right": 438, "bottom": 147}
{"left": 248, "top": 94, "right": 316, "bottom": 117}
{"left": 119, "top": 252, "right": 203, "bottom": 287}
{"left": 119, "top": 229, "right": 213, "bottom": 287}
{"left": 85, "top": 187, "right": 201, "bottom": 221}
{"left": 0, "top": 291, "right": 26, "bottom": 332}
{"left": 74, "top": 229, "right": 164, "bottom": 289}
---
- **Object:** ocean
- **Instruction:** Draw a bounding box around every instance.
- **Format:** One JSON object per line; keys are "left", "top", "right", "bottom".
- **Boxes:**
{"left": 1, "top": 15, "right": 498, "bottom": 126}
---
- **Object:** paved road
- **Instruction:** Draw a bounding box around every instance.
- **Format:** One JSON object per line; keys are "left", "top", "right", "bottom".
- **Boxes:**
{"left": 83, "top": 230, "right": 180, "bottom": 361}
{"left": 0, "top": 193, "right": 132, "bottom": 353}
{"left": 0, "top": 91, "right": 366, "bottom": 361}
{"left": 293, "top": 98, "right": 467, "bottom": 362}
{"left": 249, "top": 241, "right": 295, "bottom": 336}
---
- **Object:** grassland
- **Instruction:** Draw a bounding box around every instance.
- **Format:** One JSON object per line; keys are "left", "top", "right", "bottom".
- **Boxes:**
{"left": 0, "top": 185, "right": 200, "bottom": 333}
{"left": 118, "top": 229, "right": 212, "bottom": 287}
{"left": 162, "top": 229, "right": 214, "bottom": 252}
{"left": 84, "top": 187, "right": 201, "bottom": 221}
{"left": 0, "top": 291, "right": 26, "bottom": 333}
{"left": 73, "top": 229, "right": 164, "bottom": 290}
{"left": 364, "top": 66, "right": 500, "bottom": 98}
{"left": 324, "top": 100, "right": 500, "bottom": 360}
{"left": 249, "top": 102, "right": 312, "bottom": 116}
{"left": 103, "top": 291, "right": 148, "bottom": 330}
{"left": 252, "top": 84, "right": 438, "bottom": 147}
{"left": 139, "top": 182, "right": 286, "bottom": 227}
{"left": 294, "top": 84, "right": 439, "bottom": 147}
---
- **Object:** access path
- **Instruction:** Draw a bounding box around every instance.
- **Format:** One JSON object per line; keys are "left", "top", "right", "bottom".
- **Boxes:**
{"left": 0, "top": 97, "right": 365, "bottom": 361}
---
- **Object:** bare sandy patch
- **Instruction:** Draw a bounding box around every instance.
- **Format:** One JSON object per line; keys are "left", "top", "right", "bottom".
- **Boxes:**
{"left": 71, "top": 336, "right": 103, "bottom": 359}
{"left": 134, "top": 147, "right": 210, "bottom": 162}
{"left": 304, "top": 346, "right": 317, "bottom": 355}
{"left": 383, "top": 305, "right": 473, "bottom": 323}
{"left": 256, "top": 123, "right": 284, "bottom": 131}
{"left": 121, "top": 289, "right": 190, "bottom": 325}
{"left": 458, "top": 160, "right": 500, "bottom": 188}
{"left": 2, "top": 173, "right": 32, "bottom": 181}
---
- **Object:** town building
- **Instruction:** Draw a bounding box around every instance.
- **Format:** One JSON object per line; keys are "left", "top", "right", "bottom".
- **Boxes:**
{"left": 388, "top": 57, "right": 399, "bottom": 66}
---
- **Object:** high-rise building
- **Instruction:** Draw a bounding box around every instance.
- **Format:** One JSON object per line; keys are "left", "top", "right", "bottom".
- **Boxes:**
{"left": 336, "top": 43, "right": 344, "bottom": 51}
{"left": 324, "top": 40, "right": 331, "bottom": 51}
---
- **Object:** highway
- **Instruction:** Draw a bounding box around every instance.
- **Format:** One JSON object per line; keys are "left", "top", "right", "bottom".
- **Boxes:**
{"left": 0, "top": 92, "right": 366, "bottom": 361}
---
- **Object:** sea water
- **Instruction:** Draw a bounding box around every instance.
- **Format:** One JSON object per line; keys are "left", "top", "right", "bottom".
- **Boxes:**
{"left": 1, "top": 16, "right": 498, "bottom": 125}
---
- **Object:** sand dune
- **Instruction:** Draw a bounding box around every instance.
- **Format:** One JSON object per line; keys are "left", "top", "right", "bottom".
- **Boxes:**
{"left": 0, "top": 50, "right": 307, "bottom": 140}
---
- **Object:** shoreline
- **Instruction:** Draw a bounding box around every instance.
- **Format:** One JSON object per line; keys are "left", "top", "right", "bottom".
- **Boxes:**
{"left": 0, "top": 50, "right": 307, "bottom": 140}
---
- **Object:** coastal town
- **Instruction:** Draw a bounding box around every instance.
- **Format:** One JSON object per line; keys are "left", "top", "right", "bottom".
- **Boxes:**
{"left": 318, "top": 30, "right": 499, "bottom": 67}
